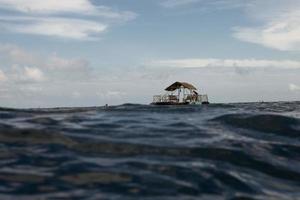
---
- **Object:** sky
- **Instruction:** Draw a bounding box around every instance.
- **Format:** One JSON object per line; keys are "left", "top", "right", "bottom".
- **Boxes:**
{"left": 0, "top": 0, "right": 300, "bottom": 108}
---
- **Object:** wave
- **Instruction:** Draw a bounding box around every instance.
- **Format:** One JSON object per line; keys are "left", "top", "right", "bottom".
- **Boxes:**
{"left": 212, "top": 113, "right": 300, "bottom": 138}
{"left": 0, "top": 101, "right": 300, "bottom": 199}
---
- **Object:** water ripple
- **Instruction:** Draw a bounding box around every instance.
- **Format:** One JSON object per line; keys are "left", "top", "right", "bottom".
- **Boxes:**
{"left": 0, "top": 102, "right": 299, "bottom": 199}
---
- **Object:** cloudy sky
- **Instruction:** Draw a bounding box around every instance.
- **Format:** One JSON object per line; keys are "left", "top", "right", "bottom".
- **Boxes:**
{"left": 0, "top": 0, "right": 300, "bottom": 107}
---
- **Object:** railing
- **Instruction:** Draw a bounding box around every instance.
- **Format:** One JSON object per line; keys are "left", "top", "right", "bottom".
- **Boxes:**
{"left": 198, "top": 95, "right": 209, "bottom": 103}
{"left": 153, "top": 94, "right": 179, "bottom": 103}
{"left": 153, "top": 95, "right": 163, "bottom": 103}
{"left": 153, "top": 94, "right": 209, "bottom": 103}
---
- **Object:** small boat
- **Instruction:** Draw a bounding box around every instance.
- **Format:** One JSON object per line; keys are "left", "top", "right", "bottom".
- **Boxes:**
{"left": 151, "top": 81, "right": 209, "bottom": 105}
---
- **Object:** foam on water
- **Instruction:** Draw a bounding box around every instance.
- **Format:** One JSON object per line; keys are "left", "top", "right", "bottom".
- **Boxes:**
{"left": 0, "top": 102, "right": 300, "bottom": 199}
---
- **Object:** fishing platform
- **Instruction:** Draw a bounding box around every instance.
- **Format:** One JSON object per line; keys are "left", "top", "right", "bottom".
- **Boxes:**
{"left": 152, "top": 81, "right": 209, "bottom": 105}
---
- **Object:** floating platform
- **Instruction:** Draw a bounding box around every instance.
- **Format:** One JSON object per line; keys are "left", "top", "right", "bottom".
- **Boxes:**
{"left": 151, "top": 82, "right": 209, "bottom": 105}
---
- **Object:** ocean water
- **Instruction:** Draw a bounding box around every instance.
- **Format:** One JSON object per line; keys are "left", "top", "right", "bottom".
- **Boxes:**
{"left": 0, "top": 102, "right": 300, "bottom": 200}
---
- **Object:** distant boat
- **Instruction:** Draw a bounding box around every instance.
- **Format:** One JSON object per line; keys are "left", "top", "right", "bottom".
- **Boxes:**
{"left": 151, "top": 81, "right": 209, "bottom": 105}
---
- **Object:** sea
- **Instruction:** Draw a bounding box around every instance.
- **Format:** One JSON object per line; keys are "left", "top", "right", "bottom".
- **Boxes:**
{"left": 0, "top": 101, "right": 300, "bottom": 200}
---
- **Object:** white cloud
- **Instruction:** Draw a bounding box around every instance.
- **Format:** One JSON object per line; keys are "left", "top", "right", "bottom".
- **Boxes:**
{"left": 1, "top": 51, "right": 300, "bottom": 107}
{"left": 160, "top": 0, "right": 246, "bottom": 9}
{"left": 233, "top": 0, "right": 300, "bottom": 51}
{"left": 72, "top": 91, "right": 81, "bottom": 98}
{"left": 106, "top": 91, "right": 127, "bottom": 97}
{"left": 149, "top": 58, "right": 300, "bottom": 69}
{"left": 161, "top": 0, "right": 300, "bottom": 51}
{"left": 0, "top": 70, "right": 7, "bottom": 81}
{"left": 8, "top": 65, "right": 46, "bottom": 83}
{"left": 0, "top": 0, "right": 136, "bottom": 40}
{"left": 24, "top": 67, "right": 45, "bottom": 82}
{"left": 0, "top": 43, "right": 91, "bottom": 83}
{"left": 161, "top": 0, "right": 200, "bottom": 8}
{"left": 0, "top": 0, "right": 96, "bottom": 14}
{"left": 233, "top": 13, "right": 300, "bottom": 51}
{"left": 45, "top": 56, "right": 91, "bottom": 80}
{"left": 0, "top": 43, "right": 36, "bottom": 64}
{"left": 1, "top": 17, "right": 107, "bottom": 40}
{"left": 0, "top": 0, "right": 136, "bottom": 19}
{"left": 289, "top": 83, "right": 300, "bottom": 92}
{"left": 46, "top": 54, "right": 89, "bottom": 71}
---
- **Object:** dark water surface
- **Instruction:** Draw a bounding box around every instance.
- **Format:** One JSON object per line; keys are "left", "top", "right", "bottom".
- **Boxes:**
{"left": 0, "top": 102, "right": 300, "bottom": 199}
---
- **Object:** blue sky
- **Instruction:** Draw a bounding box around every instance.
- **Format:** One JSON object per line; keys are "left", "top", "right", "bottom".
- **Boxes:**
{"left": 0, "top": 0, "right": 300, "bottom": 107}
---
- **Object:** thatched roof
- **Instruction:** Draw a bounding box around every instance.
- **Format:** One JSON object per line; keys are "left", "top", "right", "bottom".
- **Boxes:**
{"left": 165, "top": 82, "right": 197, "bottom": 91}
